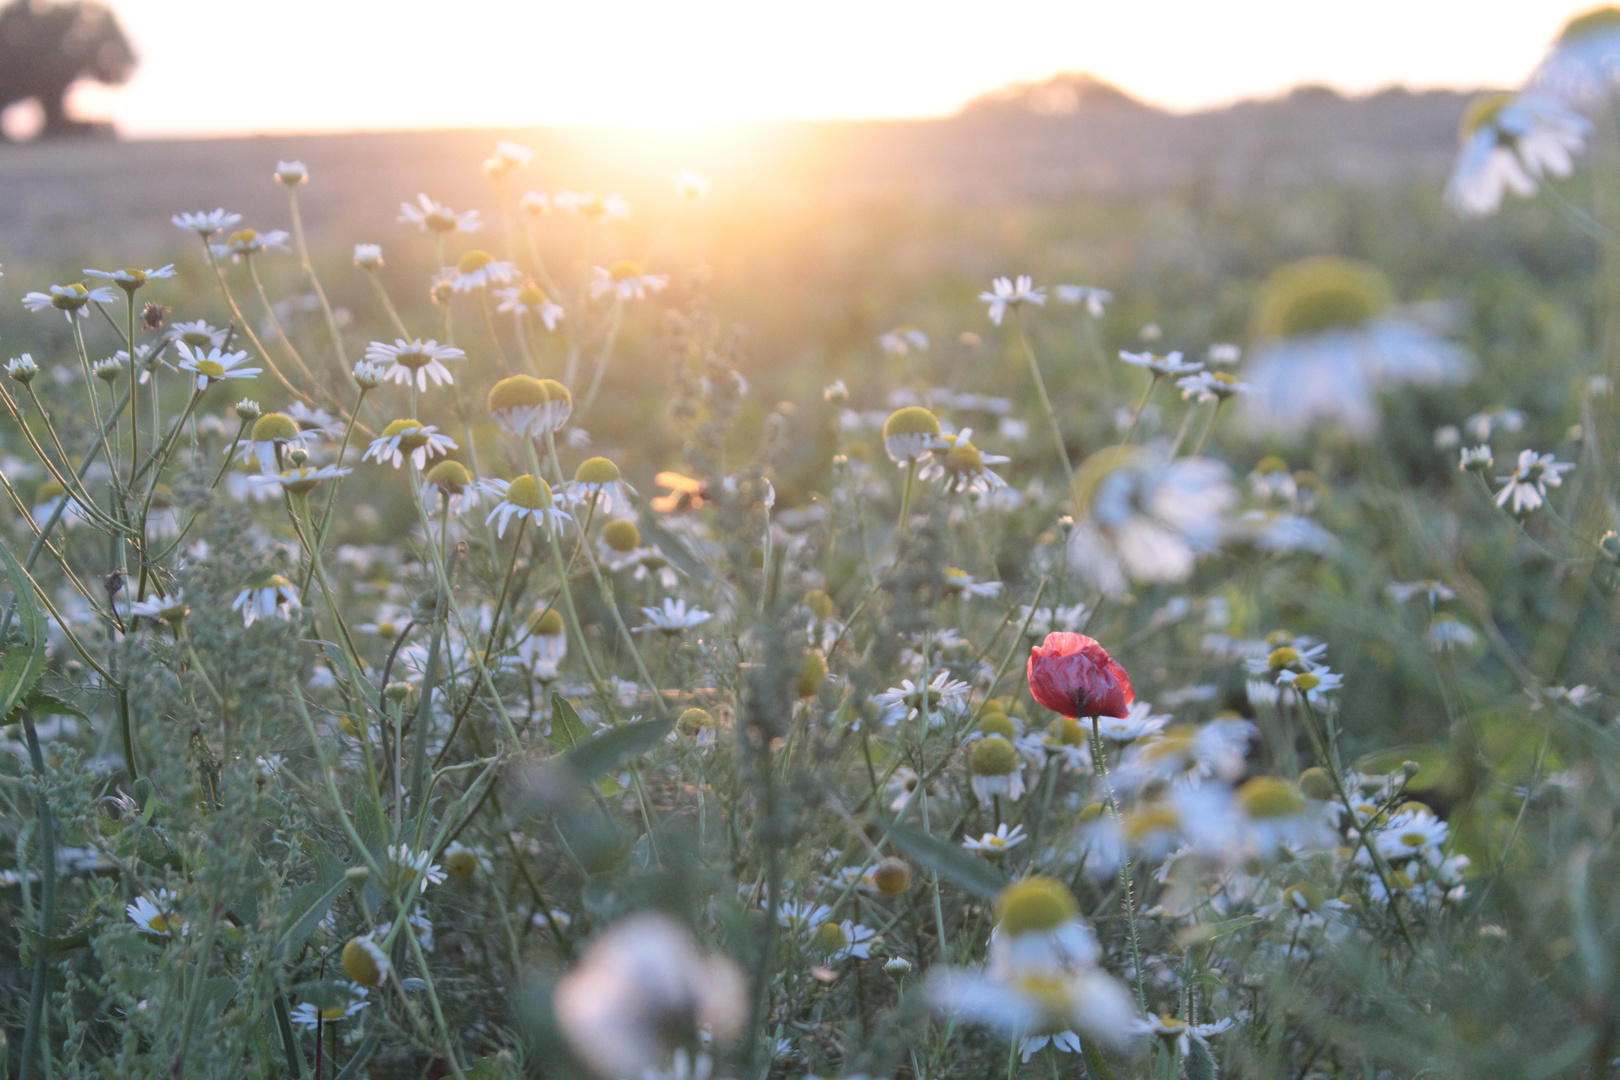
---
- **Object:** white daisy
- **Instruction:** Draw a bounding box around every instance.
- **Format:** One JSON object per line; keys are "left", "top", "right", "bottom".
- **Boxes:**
{"left": 873, "top": 671, "right": 972, "bottom": 724}
{"left": 288, "top": 984, "right": 369, "bottom": 1029}
{"left": 168, "top": 319, "right": 228, "bottom": 349}
{"left": 1530, "top": 8, "right": 1620, "bottom": 108}
{"left": 1067, "top": 446, "right": 1234, "bottom": 596}
{"left": 963, "top": 823, "right": 1028, "bottom": 854}
{"left": 248, "top": 464, "right": 353, "bottom": 495}
{"left": 1445, "top": 92, "right": 1590, "bottom": 217}
{"left": 1120, "top": 350, "right": 1203, "bottom": 377}
{"left": 171, "top": 208, "right": 242, "bottom": 235}
{"left": 1091, "top": 701, "right": 1169, "bottom": 743}
{"left": 480, "top": 475, "right": 572, "bottom": 538}
{"left": 879, "top": 325, "right": 929, "bottom": 355}
{"left": 1054, "top": 284, "right": 1112, "bottom": 316}
{"left": 1494, "top": 449, "right": 1573, "bottom": 515}
{"left": 636, "top": 597, "right": 714, "bottom": 633}
{"left": 83, "top": 265, "right": 176, "bottom": 292}
{"left": 364, "top": 338, "right": 464, "bottom": 391}
{"left": 232, "top": 573, "right": 301, "bottom": 627}
{"left": 1176, "top": 369, "right": 1251, "bottom": 404}
{"left": 210, "top": 228, "right": 290, "bottom": 261}
{"left": 126, "top": 890, "right": 178, "bottom": 935}
{"left": 488, "top": 375, "right": 573, "bottom": 437}
{"left": 979, "top": 275, "right": 1046, "bottom": 325}
{"left": 563, "top": 456, "right": 637, "bottom": 515}
{"left": 388, "top": 842, "right": 446, "bottom": 893}
{"left": 591, "top": 261, "right": 668, "bottom": 301}
{"left": 399, "top": 193, "right": 482, "bottom": 233}
{"left": 22, "top": 283, "right": 115, "bottom": 320}
{"left": 176, "top": 343, "right": 260, "bottom": 390}
{"left": 362, "top": 420, "right": 457, "bottom": 470}
{"left": 449, "top": 250, "right": 520, "bottom": 292}
{"left": 919, "top": 428, "right": 1009, "bottom": 494}
{"left": 494, "top": 282, "right": 565, "bottom": 329}
{"left": 129, "top": 592, "right": 188, "bottom": 624}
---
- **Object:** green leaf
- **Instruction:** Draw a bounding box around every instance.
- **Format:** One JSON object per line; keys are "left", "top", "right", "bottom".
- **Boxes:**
{"left": 1187, "top": 1039, "right": 1220, "bottom": 1080}
{"left": 275, "top": 853, "right": 348, "bottom": 958}
{"left": 353, "top": 794, "right": 389, "bottom": 863}
{"left": 564, "top": 716, "right": 674, "bottom": 783}
{"left": 0, "top": 541, "right": 49, "bottom": 721}
{"left": 550, "top": 693, "right": 589, "bottom": 751}
{"left": 1082, "top": 1039, "right": 1124, "bottom": 1080}
{"left": 887, "top": 824, "right": 1008, "bottom": 900}
{"left": 23, "top": 691, "right": 85, "bottom": 720}
{"left": 18, "top": 923, "right": 93, "bottom": 957}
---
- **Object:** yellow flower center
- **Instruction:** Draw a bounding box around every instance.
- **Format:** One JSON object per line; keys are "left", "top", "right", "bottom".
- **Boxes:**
{"left": 195, "top": 359, "right": 225, "bottom": 379}
{"left": 227, "top": 229, "right": 257, "bottom": 247}
{"left": 382, "top": 418, "right": 430, "bottom": 453}
{"left": 882, "top": 406, "right": 941, "bottom": 439}
{"left": 505, "top": 474, "right": 552, "bottom": 510}
{"left": 424, "top": 459, "right": 472, "bottom": 492}
{"left": 601, "top": 518, "right": 641, "bottom": 552}
{"left": 996, "top": 876, "right": 1079, "bottom": 935}
{"left": 1238, "top": 776, "right": 1306, "bottom": 820}
{"left": 252, "top": 413, "right": 299, "bottom": 443}
{"left": 609, "top": 260, "right": 642, "bottom": 282}
{"left": 574, "top": 456, "right": 621, "bottom": 485}
{"left": 518, "top": 282, "right": 547, "bottom": 306}
{"left": 458, "top": 250, "right": 494, "bottom": 274}
{"left": 969, "top": 735, "right": 1019, "bottom": 777}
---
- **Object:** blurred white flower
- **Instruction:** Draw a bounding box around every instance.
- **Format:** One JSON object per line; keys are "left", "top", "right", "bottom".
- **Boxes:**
{"left": 1530, "top": 8, "right": 1620, "bottom": 108}
{"left": 399, "top": 193, "right": 482, "bottom": 233}
{"left": 1494, "top": 449, "right": 1573, "bottom": 514}
{"left": 1066, "top": 446, "right": 1235, "bottom": 596}
{"left": 1054, "top": 284, "right": 1112, "bottom": 316}
{"left": 979, "top": 275, "right": 1045, "bottom": 325}
{"left": 554, "top": 913, "right": 745, "bottom": 1079}
{"left": 879, "top": 325, "right": 929, "bottom": 355}
{"left": 637, "top": 597, "right": 713, "bottom": 633}
{"left": 1446, "top": 93, "right": 1589, "bottom": 217}
{"left": 592, "top": 261, "right": 669, "bottom": 301}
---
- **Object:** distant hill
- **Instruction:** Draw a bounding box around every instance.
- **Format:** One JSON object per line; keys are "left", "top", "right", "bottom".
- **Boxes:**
{"left": 0, "top": 74, "right": 1481, "bottom": 259}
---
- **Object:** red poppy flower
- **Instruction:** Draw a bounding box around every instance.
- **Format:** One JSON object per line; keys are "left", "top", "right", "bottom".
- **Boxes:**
{"left": 1027, "top": 632, "right": 1134, "bottom": 719}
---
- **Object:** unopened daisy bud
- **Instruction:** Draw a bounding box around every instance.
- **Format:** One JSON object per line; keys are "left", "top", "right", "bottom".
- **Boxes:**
{"left": 385, "top": 681, "right": 412, "bottom": 703}
{"left": 872, "top": 857, "right": 912, "bottom": 896}
{"left": 6, "top": 354, "right": 37, "bottom": 384}
{"left": 93, "top": 356, "right": 123, "bottom": 382}
{"left": 1297, "top": 767, "right": 1335, "bottom": 801}
{"left": 274, "top": 160, "right": 308, "bottom": 186}
{"left": 994, "top": 875, "right": 1079, "bottom": 936}
{"left": 882, "top": 406, "right": 941, "bottom": 464}
{"left": 341, "top": 935, "right": 391, "bottom": 988}
{"left": 286, "top": 447, "right": 309, "bottom": 467}
{"left": 1238, "top": 776, "right": 1307, "bottom": 820}
{"left": 344, "top": 866, "right": 369, "bottom": 887}
{"left": 795, "top": 650, "right": 828, "bottom": 699}
{"left": 353, "top": 244, "right": 383, "bottom": 269}
{"left": 352, "top": 360, "right": 385, "bottom": 389}
{"left": 883, "top": 956, "right": 912, "bottom": 978}
{"left": 678, "top": 707, "right": 713, "bottom": 735}
{"left": 601, "top": 518, "right": 641, "bottom": 552}
{"left": 424, "top": 459, "right": 472, "bottom": 494}
{"left": 823, "top": 380, "right": 849, "bottom": 404}
{"left": 1267, "top": 646, "right": 1301, "bottom": 672}
{"left": 446, "top": 847, "right": 479, "bottom": 878}
{"left": 1459, "top": 445, "right": 1493, "bottom": 472}
{"left": 234, "top": 399, "right": 262, "bottom": 422}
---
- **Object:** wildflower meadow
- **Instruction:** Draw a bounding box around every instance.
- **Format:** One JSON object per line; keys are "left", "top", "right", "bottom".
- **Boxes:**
{"left": 6, "top": 10, "right": 1620, "bottom": 1080}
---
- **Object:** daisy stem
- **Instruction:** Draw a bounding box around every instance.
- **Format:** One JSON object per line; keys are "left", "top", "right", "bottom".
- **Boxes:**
{"left": 1089, "top": 726, "right": 1148, "bottom": 1012}
{"left": 898, "top": 458, "right": 918, "bottom": 531}
{"left": 478, "top": 291, "right": 512, "bottom": 375}
{"left": 125, "top": 294, "right": 139, "bottom": 486}
{"left": 519, "top": 214, "right": 564, "bottom": 299}
{"left": 1295, "top": 694, "right": 1419, "bottom": 951}
{"left": 201, "top": 240, "right": 314, "bottom": 407}
{"left": 575, "top": 295, "right": 623, "bottom": 424}
{"left": 285, "top": 184, "right": 351, "bottom": 370}
{"left": 70, "top": 318, "right": 118, "bottom": 485}
{"left": 312, "top": 388, "right": 368, "bottom": 552}
{"left": 512, "top": 310, "right": 536, "bottom": 372}
{"left": 407, "top": 467, "right": 524, "bottom": 747}
{"left": 366, "top": 271, "right": 413, "bottom": 340}
{"left": 1188, "top": 399, "right": 1225, "bottom": 458}
{"left": 17, "top": 709, "right": 55, "bottom": 1080}
{"left": 546, "top": 434, "right": 668, "bottom": 716}
{"left": 1165, "top": 400, "right": 1199, "bottom": 459}
{"left": 248, "top": 256, "right": 324, "bottom": 390}
{"left": 403, "top": 916, "right": 468, "bottom": 1080}
{"left": 1122, "top": 373, "right": 1160, "bottom": 447}
{"left": 1013, "top": 306, "right": 1076, "bottom": 492}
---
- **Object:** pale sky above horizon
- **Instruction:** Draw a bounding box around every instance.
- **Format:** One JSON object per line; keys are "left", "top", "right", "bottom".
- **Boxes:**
{"left": 46, "top": 0, "right": 1597, "bottom": 137}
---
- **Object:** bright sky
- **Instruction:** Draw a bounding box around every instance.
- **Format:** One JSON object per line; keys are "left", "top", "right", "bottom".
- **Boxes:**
{"left": 60, "top": 0, "right": 1593, "bottom": 136}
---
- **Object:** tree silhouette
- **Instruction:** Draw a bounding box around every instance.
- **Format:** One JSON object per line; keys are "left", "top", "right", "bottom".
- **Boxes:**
{"left": 0, "top": 0, "right": 134, "bottom": 140}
